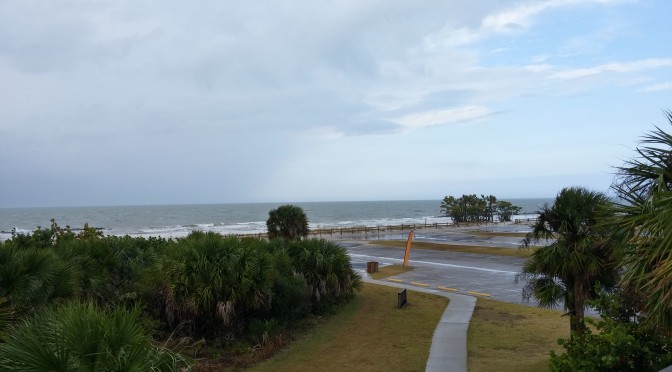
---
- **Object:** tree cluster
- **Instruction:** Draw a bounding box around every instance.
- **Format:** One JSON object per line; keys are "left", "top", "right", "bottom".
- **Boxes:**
{"left": 440, "top": 194, "right": 521, "bottom": 223}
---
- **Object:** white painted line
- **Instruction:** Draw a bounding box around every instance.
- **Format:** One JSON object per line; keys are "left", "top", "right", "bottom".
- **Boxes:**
{"left": 349, "top": 253, "right": 518, "bottom": 275}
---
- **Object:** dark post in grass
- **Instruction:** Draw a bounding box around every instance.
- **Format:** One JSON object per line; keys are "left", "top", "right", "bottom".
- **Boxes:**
{"left": 398, "top": 289, "right": 408, "bottom": 309}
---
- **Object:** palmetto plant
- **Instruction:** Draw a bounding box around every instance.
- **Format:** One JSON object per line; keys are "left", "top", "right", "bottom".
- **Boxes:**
{"left": 0, "top": 246, "right": 76, "bottom": 315}
{"left": 287, "top": 239, "right": 360, "bottom": 311}
{"left": 0, "top": 302, "right": 191, "bottom": 371}
{"left": 153, "top": 232, "right": 274, "bottom": 337}
{"left": 518, "top": 187, "right": 622, "bottom": 336}
{"left": 612, "top": 110, "right": 672, "bottom": 329}
{"left": 0, "top": 296, "right": 12, "bottom": 340}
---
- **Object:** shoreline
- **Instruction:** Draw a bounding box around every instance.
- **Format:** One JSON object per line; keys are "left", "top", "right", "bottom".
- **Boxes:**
{"left": 0, "top": 219, "right": 537, "bottom": 244}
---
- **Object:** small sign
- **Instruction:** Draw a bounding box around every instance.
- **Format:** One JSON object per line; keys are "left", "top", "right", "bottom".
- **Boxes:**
{"left": 398, "top": 289, "right": 408, "bottom": 308}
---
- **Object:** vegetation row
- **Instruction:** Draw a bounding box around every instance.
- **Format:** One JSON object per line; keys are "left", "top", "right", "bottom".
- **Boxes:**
{"left": 0, "top": 220, "right": 360, "bottom": 370}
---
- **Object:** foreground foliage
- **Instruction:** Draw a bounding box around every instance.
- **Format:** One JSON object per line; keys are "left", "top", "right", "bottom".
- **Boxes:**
{"left": 519, "top": 187, "right": 621, "bottom": 336}
{"left": 0, "top": 222, "right": 361, "bottom": 369}
{"left": 0, "top": 302, "right": 191, "bottom": 371}
{"left": 550, "top": 288, "right": 672, "bottom": 372}
{"left": 612, "top": 110, "right": 672, "bottom": 330}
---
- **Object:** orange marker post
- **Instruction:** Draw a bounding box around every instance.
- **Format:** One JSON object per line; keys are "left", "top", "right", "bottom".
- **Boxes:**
{"left": 403, "top": 229, "right": 414, "bottom": 267}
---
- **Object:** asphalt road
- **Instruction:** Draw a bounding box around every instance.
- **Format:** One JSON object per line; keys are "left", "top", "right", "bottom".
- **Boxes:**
{"left": 343, "top": 242, "right": 531, "bottom": 305}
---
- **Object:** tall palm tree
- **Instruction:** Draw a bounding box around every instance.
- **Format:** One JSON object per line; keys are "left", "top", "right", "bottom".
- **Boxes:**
{"left": 612, "top": 110, "right": 672, "bottom": 329}
{"left": 518, "top": 187, "right": 622, "bottom": 336}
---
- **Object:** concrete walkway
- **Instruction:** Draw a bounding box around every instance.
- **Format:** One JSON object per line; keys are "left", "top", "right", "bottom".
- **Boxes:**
{"left": 361, "top": 275, "right": 476, "bottom": 372}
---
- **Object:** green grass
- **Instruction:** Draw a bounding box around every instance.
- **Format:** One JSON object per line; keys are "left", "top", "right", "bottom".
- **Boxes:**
{"left": 247, "top": 283, "right": 449, "bottom": 372}
{"left": 370, "top": 264, "right": 414, "bottom": 279}
{"left": 468, "top": 299, "right": 568, "bottom": 372}
{"left": 369, "top": 240, "right": 535, "bottom": 258}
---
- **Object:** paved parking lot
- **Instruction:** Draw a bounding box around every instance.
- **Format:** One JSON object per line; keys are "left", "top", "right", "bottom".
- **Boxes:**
{"left": 344, "top": 242, "right": 531, "bottom": 304}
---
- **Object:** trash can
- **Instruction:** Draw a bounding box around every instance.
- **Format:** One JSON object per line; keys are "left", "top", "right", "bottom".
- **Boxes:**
{"left": 366, "top": 261, "right": 379, "bottom": 273}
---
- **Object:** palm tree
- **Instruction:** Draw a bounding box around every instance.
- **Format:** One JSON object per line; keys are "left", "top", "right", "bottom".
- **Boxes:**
{"left": 612, "top": 110, "right": 672, "bottom": 329}
{"left": 266, "top": 205, "right": 309, "bottom": 240}
{"left": 518, "top": 187, "right": 622, "bottom": 336}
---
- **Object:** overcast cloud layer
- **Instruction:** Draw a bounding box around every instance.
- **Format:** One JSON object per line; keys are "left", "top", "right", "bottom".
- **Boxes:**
{"left": 1, "top": 0, "right": 670, "bottom": 207}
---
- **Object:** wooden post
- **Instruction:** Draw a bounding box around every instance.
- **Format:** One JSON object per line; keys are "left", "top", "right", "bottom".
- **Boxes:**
{"left": 403, "top": 230, "right": 414, "bottom": 268}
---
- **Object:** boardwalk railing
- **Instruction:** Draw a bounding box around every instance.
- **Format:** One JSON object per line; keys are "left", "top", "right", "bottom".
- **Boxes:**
{"left": 227, "top": 219, "right": 537, "bottom": 239}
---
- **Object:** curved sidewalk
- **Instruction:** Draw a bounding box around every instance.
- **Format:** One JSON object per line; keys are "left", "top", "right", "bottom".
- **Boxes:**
{"left": 362, "top": 276, "right": 476, "bottom": 372}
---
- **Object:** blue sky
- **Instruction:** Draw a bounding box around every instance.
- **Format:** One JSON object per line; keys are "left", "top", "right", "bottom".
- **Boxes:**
{"left": 0, "top": 0, "right": 670, "bottom": 207}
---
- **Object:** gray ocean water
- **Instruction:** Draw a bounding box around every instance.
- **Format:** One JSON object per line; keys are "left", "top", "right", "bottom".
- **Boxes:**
{"left": 0, "top": 198, "right": 552, "bottom": 241}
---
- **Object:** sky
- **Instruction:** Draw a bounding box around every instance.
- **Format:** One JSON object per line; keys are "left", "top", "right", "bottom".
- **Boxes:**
{"left": 0, "top": 0, "right": 670, "bottom": 208}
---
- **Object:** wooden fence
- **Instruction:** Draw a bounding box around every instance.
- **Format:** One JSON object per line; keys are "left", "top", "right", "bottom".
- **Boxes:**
{"left": 228, "top": 218, "right": 537, "bottom": 239}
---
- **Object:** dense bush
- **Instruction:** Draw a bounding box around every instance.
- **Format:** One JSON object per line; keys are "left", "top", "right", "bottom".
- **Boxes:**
{"left": 151, "top": 232, "right": 276, "bottom": 338}
{"left": 287, "top": 239, "right": 361, "bottom": 312}
{"left": 260, "top": 239, "right": 311, "bottom": 324}
{"left": 0, "top": 222, "right": 361, "bottom": 363}
{"left": 0, "top": 246, "right": 76, "bottom": 315}
{"left": 550, "top": 287, "right": 672, "bottom": 371}
{"left": 0, "top": 302, "right": 191, "bottom": 371}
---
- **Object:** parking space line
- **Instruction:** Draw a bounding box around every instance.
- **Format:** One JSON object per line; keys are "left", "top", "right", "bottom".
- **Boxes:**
{"left": 467, "top": 291, "right": 492, "bottom": 297}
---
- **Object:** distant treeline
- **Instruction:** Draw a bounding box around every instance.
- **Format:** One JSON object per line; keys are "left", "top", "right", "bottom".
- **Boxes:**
{"left": 440, "top": 194, "right": 521, "bottom": 223}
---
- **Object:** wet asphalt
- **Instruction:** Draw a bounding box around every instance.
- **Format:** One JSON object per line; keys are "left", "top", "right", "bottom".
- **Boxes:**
{"left": 345, "top": 242, "right": 529, "bottom": 304}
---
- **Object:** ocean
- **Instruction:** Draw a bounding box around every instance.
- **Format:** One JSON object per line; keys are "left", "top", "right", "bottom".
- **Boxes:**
{"left": 0, "top": 198, "right": 552, "bottom": 241}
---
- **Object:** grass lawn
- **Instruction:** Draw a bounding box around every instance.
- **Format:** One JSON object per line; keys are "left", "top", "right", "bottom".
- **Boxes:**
{"left": 369, "top": 240, "right": 535, "bottom": 258}
{"left": 468, "top": 299, "right": 568, "bottom": 372}
{"left": 370, "top": 264, "right": 414, "bottom": 279}
{"left": 247, "top": 283, "right": 449, "bottom": 372}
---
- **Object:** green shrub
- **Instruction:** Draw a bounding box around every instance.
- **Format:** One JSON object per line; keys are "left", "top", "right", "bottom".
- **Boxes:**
{"left": 0, "top": 302, "right": 191, "bottom": 371}
{"left": 151, "top": 232, "right": 274, "bottom": 338}
{"left": 287, "top": 239, "right": 361, "bottom": 312}
{"left": 550, "top": 288, "right": 672, "bottom": 371}
{"left": 248, "top": 318, "right": 282, "bottom": 346}
{"left": 0, "top": 246, "right": 76, "bottom": 315}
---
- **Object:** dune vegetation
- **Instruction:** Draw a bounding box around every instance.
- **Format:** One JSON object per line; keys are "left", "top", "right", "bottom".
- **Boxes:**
{"left": 0, "top": 220, "right": 360, "bottom": 370}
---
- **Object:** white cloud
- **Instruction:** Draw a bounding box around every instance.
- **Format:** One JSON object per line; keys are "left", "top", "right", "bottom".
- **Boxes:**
{"left": 394, "top": 106, "right": 492, "bottom": 129}
{"left": 551, "top": 59, "right": 672, "bottom": 79}
{"left": 641, "top": 81, "right": 672, "bottom": 92}
{"left": 483, "top": 0, "right": 629, "bottom": 33}
{"left": 424, "top": 0, "right": 627, "bottom": 48}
